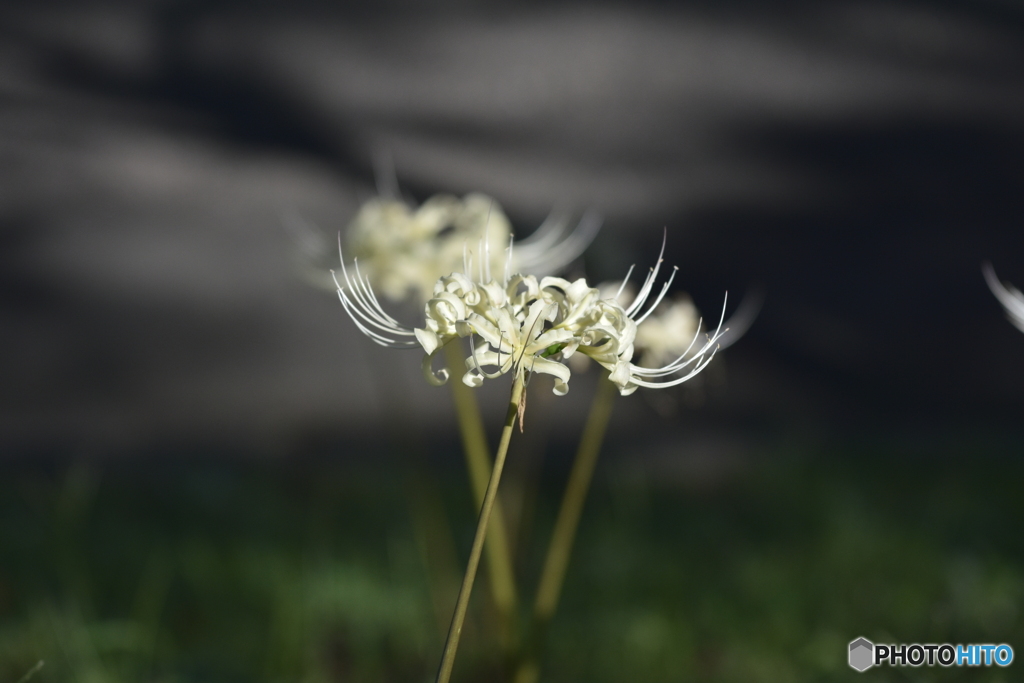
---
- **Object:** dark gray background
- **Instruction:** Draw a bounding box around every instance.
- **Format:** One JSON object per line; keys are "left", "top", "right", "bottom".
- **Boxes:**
{"left": 2, "top": 0, "right": 1023, "bottom": 459}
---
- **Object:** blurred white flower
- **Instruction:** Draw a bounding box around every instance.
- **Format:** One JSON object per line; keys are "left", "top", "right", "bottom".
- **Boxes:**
{"left": 334, "top": 239, "right": 725, "bottom": 397}
{"left": 984, "top": 263, "right": 1024, "bottom": 333}
{"left": 346, "top": 193, "right": 507, "bottom": 301}
{"left": 294, "top": 192, "right": 600, "bottom": 304}
{"left": 632, "top": 291, "right": 700, "bottom": 369}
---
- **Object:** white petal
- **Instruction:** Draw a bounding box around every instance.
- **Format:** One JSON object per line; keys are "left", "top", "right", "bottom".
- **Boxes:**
{"left": 566, "top": 278, "right": 593, "bottom": 303}
{"left": 530, "top": 356, "right": 572, "bottom": 395}
{"left": 526, "top": 327, "right": 575, "bottom": 355}
{"left": 539, "top": 276, "right": 573, "bottom": 292}
{"left": 462, "top": 370, "right": 485, "bottom": 388}
{"left": 609, "top": 359, "right": 632, "bottom": 387}
{"left": 464, "top": 314, "right": 511, "bottom": 352}
{"left": 421, "top": 349, "right": 449, "bottom": 386}
{"left": 414, "top": 328, "right": 440, "bottom": 355}
{"left": 522, "top": 301, "right": 553, "bottom": 344}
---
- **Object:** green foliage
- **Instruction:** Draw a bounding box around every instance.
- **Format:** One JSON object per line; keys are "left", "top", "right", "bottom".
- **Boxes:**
{"left": 0, "top": 449, "right": 1021, "bottom": 682}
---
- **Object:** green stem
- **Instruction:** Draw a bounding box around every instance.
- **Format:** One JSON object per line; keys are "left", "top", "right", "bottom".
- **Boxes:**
{"left": 436, "top": 373, "right": 526, "bottom": 683}
{"left": 15, "top": 661, "right": 44, "bottom": 683}
{"left": 443, "top": 342, "right": 519, "bottom": 642}
{"left": 516, "top": 375, "right": 617, "bottom": 683}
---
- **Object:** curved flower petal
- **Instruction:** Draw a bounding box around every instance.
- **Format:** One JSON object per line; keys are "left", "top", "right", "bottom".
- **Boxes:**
{"left": 422, "top": 348, "right": 450, "bottom": 386}
{"left": 608, "top": 359, "right": 632, "bottom": 388}
{"left": 529, "top": 356, "right": 572, "bottom": 395}
{"left": 463, "top": 314, "right": 514, "bottom": 354}
{"left": 526, "top": 327, "right": 576, "bottom": 356}
{"left": 414, "top": 328, "right": 441, "bottom": 355}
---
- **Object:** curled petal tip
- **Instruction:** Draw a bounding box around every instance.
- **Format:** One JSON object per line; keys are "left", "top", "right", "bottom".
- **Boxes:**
{"left": 422, "top": 350, "right": 450, "bottom": 386}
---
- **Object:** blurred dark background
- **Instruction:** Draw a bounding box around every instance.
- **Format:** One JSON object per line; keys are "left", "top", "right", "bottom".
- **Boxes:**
{"left": 1, "top": 1, "right": 1023, "bottom": 681}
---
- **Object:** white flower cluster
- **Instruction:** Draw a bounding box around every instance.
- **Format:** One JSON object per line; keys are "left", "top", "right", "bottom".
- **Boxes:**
{"left": 334, "top": 241, "right": 726, "bottom": 396}
{"left": 340, "top": 193, "right": 600, "bottom": 303}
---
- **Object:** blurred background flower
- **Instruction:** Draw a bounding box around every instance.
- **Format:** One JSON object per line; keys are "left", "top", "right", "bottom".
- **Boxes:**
{"left": 290, "top": 191, "right": 599, "bottom": 303}
{"left": 984, "top": 263, "right": 1024, "bottom": 333}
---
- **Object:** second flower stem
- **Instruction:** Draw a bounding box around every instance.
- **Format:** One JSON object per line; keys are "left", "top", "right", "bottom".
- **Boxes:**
{"left": 534, "top": 375, "right": 615, "bottom": 622}
{"left": 436, "top": 373, "right": 526, "bottom": 683}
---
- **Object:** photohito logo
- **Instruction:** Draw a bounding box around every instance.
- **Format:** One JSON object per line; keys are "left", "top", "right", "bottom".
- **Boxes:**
{"left": 849, "top": 638, "right": 874, "bottom": 672}
{"left": 848, "top": 637, "right": 1013, "bottom": 671}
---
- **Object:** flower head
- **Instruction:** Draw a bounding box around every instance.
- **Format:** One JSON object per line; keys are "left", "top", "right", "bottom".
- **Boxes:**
{"left": 984, "top": 263, "right": 1024, "bottom": 333}
{"left": 335, "top": 237, "right": 727, "bottom": 397}
{"left": 596, "top": 280, "right": 761, "bottom": 371}
{"left": 298, "top": 192, "right": 601, "bottom": 304}
{"left": 346, "top": 193, "right": 509, "bottom": 301}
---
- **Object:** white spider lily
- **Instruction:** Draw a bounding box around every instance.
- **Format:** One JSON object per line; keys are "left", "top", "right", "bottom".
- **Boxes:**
{"left": 597, "top": 279, "right": 700, "bottom": 369}
{"left": 596, "top": 286, "right": 761, "bottom": 370}
{"left": 302, "top": 193, "right": 600, "bottom": 304}
{"left": 984, "top": 263, "right": 1024, "bottom": 333}
{"left": 334, "top": 238, "right": 724, "bottom": 397}
{"left": 462, "top": 294, "right": 575, "bottom": 396}
{"left": 568, "top": 239, "right": 727, "bottom": 396}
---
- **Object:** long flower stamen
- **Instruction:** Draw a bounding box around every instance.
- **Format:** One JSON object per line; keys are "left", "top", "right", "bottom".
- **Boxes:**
{"left": 513, "top": 209, "right": 569, "bottom": 253}
{"left": 352, "top": 259, "right": 412, "bottom": 330}
{"left": 504, "top": 235, "right": 514, "bottom": 285}
{"left": 633, "top": 266, "right": 679, "bottom": 325}
{"left": 625, "top": 232, "right": 667, "bottom": 316}
{"left": 633, "top": 299, "right": 727, "bottom": 376}
{"left": 477, "top": 239, "right": 485, "bottom": 284}
{"left": 333, "top": 238, "right": 417, "bottom": 348}
{"left": 334, "top": 285, "right": 395, "bottom": 346}
{"left": 334, "top": 284, "right": 411, "bottom": 346}
{"left": 339, "top": 265, "right": 415, "bottom": 342}
{"left": 516, "top": 209, "right": 602, "bottom": 276}
{"left": 630, "top": 323, "right": 706, "bottom": 377}
{"left": 629, "top": 353, "right": 720, "bottom": 389}
{"left": 613, "top": 264, "right": 636, "bottom": 302}
{"left": 629, "top": 294, "right": 728, "bottom": 388}
{"left": 468, "top": 334, "right": 508, "bottom": 380}
{"left": 483, "top": 203, "right": 494, "bottom": 283}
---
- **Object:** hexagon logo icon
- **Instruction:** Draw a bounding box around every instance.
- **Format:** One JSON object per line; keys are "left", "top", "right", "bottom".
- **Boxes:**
{"left": 849, "top": 637, "right": 874, "bottom": 671}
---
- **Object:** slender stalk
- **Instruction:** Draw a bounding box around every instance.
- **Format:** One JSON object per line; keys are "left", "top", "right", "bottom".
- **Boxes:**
{"left": 15, "top": 661, "right": 44, "bottom": 683}
{"left": 436, "top": 374, "right": 526, "bottom": 683}
{"left": 443, "top": 341, "right": 519, "bottom": 642}
{"left": 515, "top": 375, "right": 617, "bottom": 683}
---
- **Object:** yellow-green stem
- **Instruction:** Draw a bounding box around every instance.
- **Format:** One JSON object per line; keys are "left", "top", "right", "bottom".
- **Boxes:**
{"left": 443, "top": 341, "right": 519, "bottom": 640}
{"left": 15, "top": 661, "right": 44, "bottom": 683}
{"left": 436, "top": 374, "right": 525, "bottom": 683}
{"left": 516, "top": 375, "right": 617, "bottom": 683}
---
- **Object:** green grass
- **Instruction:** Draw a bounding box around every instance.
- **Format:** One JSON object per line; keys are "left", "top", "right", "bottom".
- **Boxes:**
{"left": 0, "top": 445, "right": 1021, "bottom": 682}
